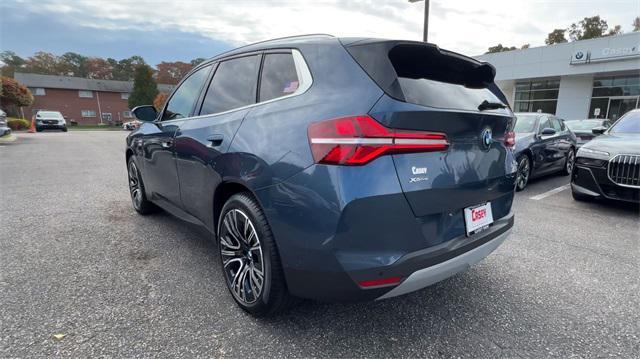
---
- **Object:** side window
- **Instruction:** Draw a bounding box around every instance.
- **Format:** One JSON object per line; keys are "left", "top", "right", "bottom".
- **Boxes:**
{"left": 162, "top": 65, "right": 211, "bottom": 121}
{"left": 259, "top": 53, "right": 300, "bottom": 102}
{"left": 200, "top": 55, "right": 261, "bottom": 115}
{"left": 551, "top": 118, "right": 563, "bottom": 132}
{"left": 538, "top": 116, "right": 551, "bottom": 133}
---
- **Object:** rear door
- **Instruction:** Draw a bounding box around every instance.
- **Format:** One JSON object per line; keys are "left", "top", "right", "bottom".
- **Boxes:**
{"left": 535, "top": 115, "right": 562, "bottom": 172}
{"left": 174, "top": 54, "right": 261, "bottom": 230}
{"left": 346, "top": 41, "right": 516, "bottom": 219}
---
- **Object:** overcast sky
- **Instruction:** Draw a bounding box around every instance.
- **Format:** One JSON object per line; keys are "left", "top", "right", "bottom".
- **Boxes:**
{"left": 1, "top": 0, "right": 638, "bottom": 65}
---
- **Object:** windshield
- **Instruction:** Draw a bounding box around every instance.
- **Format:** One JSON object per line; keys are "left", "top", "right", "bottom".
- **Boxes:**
{"left": 610, "top": 111, "right": 640, "bottom": 133}
{"left": 38, "top": 111, "right": 63, "bottom": 119}
{"left": 514, "top": 114, "right": 538, "bottom": 133}
{"left": 564, "top": 120, "right": 603, "bottom": 131}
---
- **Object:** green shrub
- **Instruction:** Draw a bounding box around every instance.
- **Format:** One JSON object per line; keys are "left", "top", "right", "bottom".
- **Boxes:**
{"left": 7, "top": 118, "right": 31, "bottom": 130}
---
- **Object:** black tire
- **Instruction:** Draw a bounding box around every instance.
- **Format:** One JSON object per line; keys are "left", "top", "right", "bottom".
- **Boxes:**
{"left": 561, "top": 148, "right": 575, "bottom": 176}
{"left": 36, "top": 127, "right": 42, "bottom": 132}
{"left": 515, "top": 155, "right": 531, "bottom": 192}
{"left": 218, "top": 192, "right": 293, "bottom": 316}
{"left": 62, "top": 127, "right": 68, "bottom": 132}
{"left": 127, "top": 157, "right": 157, "bottom": 215}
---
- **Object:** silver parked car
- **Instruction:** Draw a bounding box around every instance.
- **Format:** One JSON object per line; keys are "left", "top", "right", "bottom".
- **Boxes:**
{"left": 0, "top": 109, "right": 11, "bottom": 137}
{"left": 35, "top": 110, "right": 68, "bottom": 132}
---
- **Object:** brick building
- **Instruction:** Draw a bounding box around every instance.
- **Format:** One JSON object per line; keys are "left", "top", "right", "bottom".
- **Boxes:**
{"left": 14, "top": 72, "right": 174, "bottom": 125}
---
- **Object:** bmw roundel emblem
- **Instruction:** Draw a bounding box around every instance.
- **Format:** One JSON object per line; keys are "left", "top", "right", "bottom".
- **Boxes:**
{"left": 575, "top": 51, "right": 584, "bottom": 59}
{"left": 481, "top": 128, "right": 492, "bottom": 149}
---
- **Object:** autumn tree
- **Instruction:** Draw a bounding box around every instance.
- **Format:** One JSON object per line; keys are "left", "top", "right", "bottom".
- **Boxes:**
{"left": 128, "top": 65, "right": 158, "bottom": 109}
{"left": 84, "top": 58, "right": 113, "bottom": 79}
{"left": 545, "top": 29, "right": 568, "bottom": 45}
{"left": 190, "top": 58, "right": 206, "bottom": 67}
{"left": 634, "top": 17, "right": 640, "bottom": 32}
{"left": 110, "top": 55, "right": 146, "bottom": 81}
{"left": 154, "top": 92, "right": 169, "bottom": 111}
{"left": 156, "top": 61, "right": 193, "bottom": 84}
{"left": 0, "top": 76, "right": 34, "bottom": 117}
{"left": 607, "top": 25, "right": 622, "bottom": 36}
{"left": 486, "top": 44, "right": 517, "bottom": 54}
{"left": 24, "top": 51, "right": 59, "bottom": 75}
{"left": 568, "top": 16, "right": 621, "bottom": 41}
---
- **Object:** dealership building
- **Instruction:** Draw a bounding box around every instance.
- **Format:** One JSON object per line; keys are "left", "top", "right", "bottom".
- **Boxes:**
{"left": 476, "top": 32, "right": 639, "bottom": 122}
{"left": 14, "top": 72, "right": 174, "bottom": 125}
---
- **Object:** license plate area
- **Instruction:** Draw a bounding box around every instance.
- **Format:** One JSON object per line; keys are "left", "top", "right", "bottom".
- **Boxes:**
{"left": 464, "top": 202, "right": 494, "bottom": 236}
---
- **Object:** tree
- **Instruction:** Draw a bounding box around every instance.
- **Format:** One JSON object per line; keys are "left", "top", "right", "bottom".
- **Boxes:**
{"left": 0, "top": 76, "right": 34, "bottom": 117}
{"left": 154, "top": 92, "right": 169, "bottom": 111}
{"left": 545, "top": 29, "right": 568, "bottom": 45}
{"left": 156, "top": 61, "right": 193, "bottom": 84}
{"left": 521, "top": 44, "right": 530, "bottom": 49}
{"left": 111, "top": 55, "right": 146, "bottom": 81}
{"left": 128, "top": 65, "right": 158, "bottom": 109}
{"left": 84, "top": 58, "right": 113, "bottom": 79}
{"left": 634, "top": 17, "right": 640, "bottom": 32}
{"left": 190, "top": 58, "right": 206, "bottom": 67}
{"left": 568, "top": 16, "right": 620, "bottom": 41}
{"left": 24, "top": 51, "right": 59, "bottom": 75}
{"left": 58, "top": 52, "right": 88, "bottom": 77}
{"left": 607, "top": 25, "right": 622, "bottom": 36}
{"left": 0, "top": 51, "right": 26, "bottom": 78}
{"left": 486, "top": 44, "right": 517, "bottom": 54}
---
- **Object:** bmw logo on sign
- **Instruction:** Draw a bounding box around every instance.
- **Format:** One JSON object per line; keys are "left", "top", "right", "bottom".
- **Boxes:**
{"left": 575, "top": 51, "right": 584, "bottom": 59}
{"left": 481, "top": 128, "right": 493, "bottom": 150}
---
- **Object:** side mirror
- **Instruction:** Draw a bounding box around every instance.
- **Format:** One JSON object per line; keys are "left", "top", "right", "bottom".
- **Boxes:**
{"left": 540, "top": 127, "right": 556, "bottom": 136}
{"left": 131, "top": 105, "right": 158, "bottom": 122}
{"left": 592, "top": 126, "right": 607, "bottom": 135}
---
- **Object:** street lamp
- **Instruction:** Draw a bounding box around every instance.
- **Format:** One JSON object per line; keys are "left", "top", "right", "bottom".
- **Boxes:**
{"left": 409, "top": 0, "right": 430, "bottom": 42}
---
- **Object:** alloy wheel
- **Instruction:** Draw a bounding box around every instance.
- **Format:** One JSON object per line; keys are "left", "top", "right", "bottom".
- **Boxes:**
{"left": 219, "top": 209, "right": 265, "bottom": 305}
{"left": 566, "top": 150, "right": 575, "bottom": 173}
{"left": 516, "top": 157, "right": 530, "bottom": 190}
{"left": 128, "top": 161, "right": 143, "bottom": 209}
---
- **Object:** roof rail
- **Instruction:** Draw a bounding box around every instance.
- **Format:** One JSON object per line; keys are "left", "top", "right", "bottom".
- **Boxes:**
{"left": 208, "top": 34, "right": 335, "bottom": 61}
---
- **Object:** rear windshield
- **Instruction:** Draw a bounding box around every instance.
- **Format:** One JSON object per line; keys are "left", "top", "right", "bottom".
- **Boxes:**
{"left": 345, "top": 41, "right": 508, "bottom": 112}
{"left": 514, "top": 114, "right": 538, "bottom": 133}
{"left": 564, "top": 120, "right": 603, "bottom": 131}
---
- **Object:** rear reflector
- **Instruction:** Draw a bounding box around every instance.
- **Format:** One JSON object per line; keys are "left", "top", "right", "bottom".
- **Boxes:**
{"left": 358, "top": 276, "right": 403, "bottom": 288}
{"left": 308, "top": 115, "right": 449, "bottom": 166}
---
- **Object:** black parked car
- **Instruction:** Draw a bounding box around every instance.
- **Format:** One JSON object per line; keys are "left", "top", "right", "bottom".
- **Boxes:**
{"left": 513, "top": 112, "right": 577, "bottom": 191}
{"left": 564, "top": 119, "right": 612, "bottom": 147}
{"left": 572, "top": 109, "right": 640, "bottom": 203}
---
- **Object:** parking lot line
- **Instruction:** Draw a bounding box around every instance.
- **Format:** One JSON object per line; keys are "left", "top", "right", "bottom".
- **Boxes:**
{"left": 529, "top": 184, "right": 571, "bottom": 200}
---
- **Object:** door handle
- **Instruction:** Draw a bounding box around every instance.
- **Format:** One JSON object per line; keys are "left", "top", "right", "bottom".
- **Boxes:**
{"left": 207, "top": 134, "right": 224, "bottom": 147}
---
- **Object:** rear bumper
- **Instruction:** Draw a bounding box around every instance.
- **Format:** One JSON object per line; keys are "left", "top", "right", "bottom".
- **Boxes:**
{"left": 378, "top": 226, "right": 510, "bottom": 299}
{"left": 572, "top": 163, "right": 640, "bottom": 203}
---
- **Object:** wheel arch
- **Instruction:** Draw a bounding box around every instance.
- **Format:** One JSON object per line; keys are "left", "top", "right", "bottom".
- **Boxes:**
{"left": 213, "top": 180, "right": 261, "bottom": 235}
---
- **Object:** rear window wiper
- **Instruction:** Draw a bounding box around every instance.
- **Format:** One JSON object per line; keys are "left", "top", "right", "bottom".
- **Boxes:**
{"left": 478, "top": 100, "right": 506, "bottom": 111}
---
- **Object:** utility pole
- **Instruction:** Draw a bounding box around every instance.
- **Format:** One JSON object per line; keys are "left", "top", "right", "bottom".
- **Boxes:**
{"left": 409, "top": 0, "right": 430, "bottom": 42}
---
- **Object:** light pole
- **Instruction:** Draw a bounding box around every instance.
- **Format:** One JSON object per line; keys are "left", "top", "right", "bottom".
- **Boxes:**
{"left": 409, "top": 0, "right": 430, "bottom": 42}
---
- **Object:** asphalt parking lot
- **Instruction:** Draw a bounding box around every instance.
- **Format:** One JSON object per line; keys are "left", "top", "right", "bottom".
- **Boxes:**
{"left": 1, "top": 131, "right": 638, "bottom": 358}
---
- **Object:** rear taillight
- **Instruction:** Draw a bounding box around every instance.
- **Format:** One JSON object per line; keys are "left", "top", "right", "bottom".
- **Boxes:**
{"left": 308, "top": 115, "right": 449, "bottom": 166}
{"left": 504, "top": 131, "right": 515, "bottom": 149}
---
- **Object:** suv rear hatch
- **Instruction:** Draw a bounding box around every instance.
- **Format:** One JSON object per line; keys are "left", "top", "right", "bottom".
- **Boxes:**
{"left": 343, "top": 40, "right": 516, "bottom": 223}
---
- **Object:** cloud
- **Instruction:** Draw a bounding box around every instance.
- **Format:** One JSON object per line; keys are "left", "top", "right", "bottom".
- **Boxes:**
{"left": 2, "top": 0, "right": 639, "bottom": 59}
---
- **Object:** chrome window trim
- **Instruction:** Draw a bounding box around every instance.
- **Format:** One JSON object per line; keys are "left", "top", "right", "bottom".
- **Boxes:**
{"left": 159, "top": 49, "right": 312, "bottom": 124}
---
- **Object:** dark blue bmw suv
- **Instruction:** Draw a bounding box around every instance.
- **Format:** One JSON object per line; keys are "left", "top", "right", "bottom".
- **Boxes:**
{"left": 126, "top": 35, "right": 517, "bottom": 316}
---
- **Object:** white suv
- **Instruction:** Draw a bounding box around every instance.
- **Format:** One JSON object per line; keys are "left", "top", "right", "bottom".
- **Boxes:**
{"left": 36, "top": 111, "right": 67, "bottom": 132}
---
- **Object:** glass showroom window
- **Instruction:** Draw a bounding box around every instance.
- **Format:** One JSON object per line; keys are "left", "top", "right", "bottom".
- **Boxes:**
{"left": 589, "top": 74, "right": 640, "bottom": 119}
{"left": 513, "top": 78, "right": 560, "bottom": 114}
